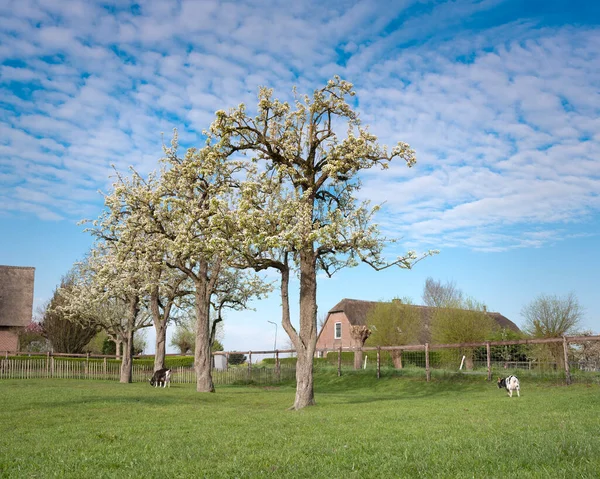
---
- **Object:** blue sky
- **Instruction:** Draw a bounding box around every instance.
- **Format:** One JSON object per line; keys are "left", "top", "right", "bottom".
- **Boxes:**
{"left": 1, "top": 0, "right": 599, "bottom": 354}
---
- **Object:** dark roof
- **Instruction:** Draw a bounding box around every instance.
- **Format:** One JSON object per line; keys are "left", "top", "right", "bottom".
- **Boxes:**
{"left": 0, "top": 266, "right": 35, "bottom": 327}
{"left": 327, "top": 298, "right": 520, "bottom": 334}
{"left": 327, "top": 298, "right": 380, "bottom": 328}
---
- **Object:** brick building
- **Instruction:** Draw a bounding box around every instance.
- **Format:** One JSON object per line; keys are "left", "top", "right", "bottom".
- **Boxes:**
{"left": 0, "top": 265, "right": 35, "bottom": 352}
{"left": 316, "top": 298, "right": 519, "bottom": 352}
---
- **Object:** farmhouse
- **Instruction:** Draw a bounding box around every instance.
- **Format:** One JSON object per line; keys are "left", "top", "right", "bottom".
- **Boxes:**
{"left": 0, "top": 265, "right": 35, "bottom": 352}
{"left": 316, "top": 298, "right": 519, "bottom": 351}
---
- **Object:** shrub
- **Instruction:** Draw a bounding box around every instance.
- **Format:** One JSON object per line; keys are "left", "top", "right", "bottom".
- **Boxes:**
{"left": 228, "top": 353, "right": 247, "bottom": 365}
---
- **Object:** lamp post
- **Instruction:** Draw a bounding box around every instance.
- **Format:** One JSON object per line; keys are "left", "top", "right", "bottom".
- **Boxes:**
{"left": 267, "top": 320, "right": 277, "bottom": 357}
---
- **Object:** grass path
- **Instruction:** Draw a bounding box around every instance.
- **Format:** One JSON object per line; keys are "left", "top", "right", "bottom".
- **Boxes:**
{"left": 1, "top": 373, "right": 599, "bottom": 478}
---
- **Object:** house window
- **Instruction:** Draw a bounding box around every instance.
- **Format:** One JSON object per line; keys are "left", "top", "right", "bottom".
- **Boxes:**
{"left": 334, "top": 322, "right": 342, "bottom": 339}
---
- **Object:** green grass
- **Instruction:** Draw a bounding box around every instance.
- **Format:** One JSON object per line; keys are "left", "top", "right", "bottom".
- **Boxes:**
{"left": 1, "top": 372, "right": 599, "bottom": 478}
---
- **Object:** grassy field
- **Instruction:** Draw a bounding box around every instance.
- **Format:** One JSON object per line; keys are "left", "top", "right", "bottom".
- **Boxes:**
{"left": 1, "top": 372, "right": 599, "bottom": 478}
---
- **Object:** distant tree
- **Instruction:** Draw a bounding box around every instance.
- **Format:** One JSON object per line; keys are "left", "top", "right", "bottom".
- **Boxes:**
{"left": 170, "top": 323, "right": 195, "bottom": 355}
{"left": 522, "top": 293, "right": 582, "bottom": 338}
{"left": 365, "top": 298, "right": 421, "bottom": 368}
{"left": 487, "top": 328, "right": 528, "bottom": 364}
{"left": 102, "top": 336, "right": 117, "bottom": 356}
{"left": 522, "top": 292, "right": 583, "bottom": 367}
{"left": 133, "top": 329, "right": 148, "bottom": 355}
{"left": 84, "top": 331, "right": 109, "bottom": 355}
{"left": 228, "top": 353, "right": 246, "bottom": 365}
{"left": 18, "top": 321, "right": 49, "bottom": 352}
{"left": 40, "top": 273, "right": 101, "bottom": 354}
{"left": 317, "top": 312, "right": 327, "bottom": 332}
{"left": 170, "top": 311, "right": 225, "bottom": 355}
{"left": 430, "top": 296, "right": 497, "bottom": 370}
{"left": 57, "top": 251, "right": 152, "bottom": 382}
{"left": 572, "top": 330, "right": 600, "bottom": 369}
{"left": 422, "top": 277, "right": 463, "bottom": 308}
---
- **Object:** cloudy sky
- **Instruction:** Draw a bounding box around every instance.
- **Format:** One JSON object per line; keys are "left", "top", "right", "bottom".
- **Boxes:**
{"left": 1, "top": 0, "right": 599, "bottom": 354}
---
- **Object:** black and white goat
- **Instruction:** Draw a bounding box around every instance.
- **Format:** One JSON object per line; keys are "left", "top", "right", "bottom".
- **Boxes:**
{"left": 497, "top": 375, "right": 520, "bottom": 397}
{"left": 149, "top": 368, "right": 172, "bottom": 388}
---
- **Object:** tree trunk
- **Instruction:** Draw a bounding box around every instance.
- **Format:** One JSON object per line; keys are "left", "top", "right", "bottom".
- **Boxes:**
{"left": 292, "top": 250, "right": 318, "bottom": 409}
{"left": 120, "top": 329, "right": 133, "bottom": 383}
{"left": 463, "top": 348, "right": 474, "bottom": 371}
{"left": 551, "top": 343, "right": 565, "bottom": 369}
{"left": 465, "top": 355, "right": 474, "bottom": 371}
{"left": 350, "top": 325, "right": 371, "bottom": 370}
{"left": 392, "top": 349, "right": 403, "bottom": 369}
{"left": 154, "top": 321, "right": 167, "bottom": 372}
{"left": 194, "top": 282, "right": 215, "bottom": 393}
{"left": 294, "top": 344, "right": 315, "bottom": 408}
{"left": 151, "top": 288, "right": 167, "bottom": 372}
{"left": 120, "top": 293, "right": 139, "bottom": 383}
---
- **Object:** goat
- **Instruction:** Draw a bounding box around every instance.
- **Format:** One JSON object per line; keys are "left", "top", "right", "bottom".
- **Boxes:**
{"left": 497, "top": 375, "right": 520, "bottom": 397}
{"left": 149, "top": 368, "right": 172, "bottom": 388}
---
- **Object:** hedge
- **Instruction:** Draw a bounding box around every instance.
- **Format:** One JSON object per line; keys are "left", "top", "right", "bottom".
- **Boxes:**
{"left": 318, "top": 350, "right": 445, "bottom": 368}
{"left": 261, "top": 357, "right": 330, "bottom": 367}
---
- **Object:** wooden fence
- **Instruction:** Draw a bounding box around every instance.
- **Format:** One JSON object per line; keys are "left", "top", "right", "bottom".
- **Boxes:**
{"left": 313, "top": 334, "right": 600, "bottom": 384}
{"left": 0, "top": 354, "right": 296, "bottom": 385}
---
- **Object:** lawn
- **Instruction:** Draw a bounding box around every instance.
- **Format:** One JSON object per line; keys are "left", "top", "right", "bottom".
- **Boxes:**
{"left": 1, "top": 372, "right": 599, "bottom": 478}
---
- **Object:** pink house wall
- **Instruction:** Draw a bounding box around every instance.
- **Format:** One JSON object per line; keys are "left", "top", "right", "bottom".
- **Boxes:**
{"left": 0, "top": 329, "right": 18, "bottom": 352}
{"left": 316, "top": 312, "right": 353, "bottom": 350}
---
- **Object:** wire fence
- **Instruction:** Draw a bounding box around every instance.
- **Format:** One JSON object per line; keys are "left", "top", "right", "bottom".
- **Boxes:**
{"left": 314, "top": 335, "right": 600, "bottom": 384}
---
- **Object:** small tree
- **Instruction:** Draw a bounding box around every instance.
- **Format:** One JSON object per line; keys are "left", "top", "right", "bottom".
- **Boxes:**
{"left": 40, "top": 273, "right": 101, "bottom": 354}
{"left": 228, "top": 353, "right": 246, "bottom": 365}
{"left": 430, "top": 297, "right": 496, "bottom": 370}
{"left": 487, "top": 327, "right": 528, "bottom": 364}
{"left": 18, "top": 321, "right": 49, "bottom": 352}
{"left": 422, "top": 277, "right": 463, "bottom": 308}
{"left": 522, "top": 292, "right": 583, "bottom": 368}
{"left": 170, "top": 322, "right": 195, "bottom": 355}
{"left": 57, "top": 251, "right": 151, "bottom": 383}
{"left": 170, "top": 308, "right": 228, "bottom": 355}
{"left": 365, "top": 298, "right": 421, "bottom": 368}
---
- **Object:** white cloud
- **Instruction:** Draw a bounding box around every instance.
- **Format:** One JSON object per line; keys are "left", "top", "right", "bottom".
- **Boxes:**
{"left": 0, "top": 0, "right": 598, "bottom": 255}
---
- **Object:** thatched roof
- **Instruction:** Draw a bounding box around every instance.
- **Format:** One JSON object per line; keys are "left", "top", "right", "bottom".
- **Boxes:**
{"left": 0, "top": 265, "right": 35, "bottom": 327}
{"left": 327, "top": 298, "right": 520, "bottom": 336}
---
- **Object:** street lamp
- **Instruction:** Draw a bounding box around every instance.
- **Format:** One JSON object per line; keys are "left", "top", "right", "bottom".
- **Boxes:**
{"left": 267, "top": 320, "right": 277, "bottom": 357}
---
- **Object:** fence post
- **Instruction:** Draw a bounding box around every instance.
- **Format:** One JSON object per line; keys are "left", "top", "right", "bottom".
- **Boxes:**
{"left": 377, "top": 346, "right": 381, "bottom": 379}
{"left": 338, "top": 346, "right": 342, "bottom": 377}
{"left": 46, "top": 351, "right": 50, "bottom": 378}
{"left": 275, "top": 350, "right": 280, "bottom": 381}
{"left": 248, "top": 351, "right": 252, "bottom": 381}
{"left": 425, "top": 343, "right": 431, "bottom": 382}
{"left": 486, "top": 342, "right": 491, "bottom": 381}
{"left": 562, "top": 336, "right": 571, "bottom": 385}
{"left": 226, "top": 353, "right": 229, "bottom": 371}
{"left": 85, "top": 353, "right": 90, "bottom": 379}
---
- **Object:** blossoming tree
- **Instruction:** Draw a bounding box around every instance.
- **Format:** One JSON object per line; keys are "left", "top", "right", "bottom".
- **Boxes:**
{"left": 211, "top": 77, "right": 437, "bottom": 409}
